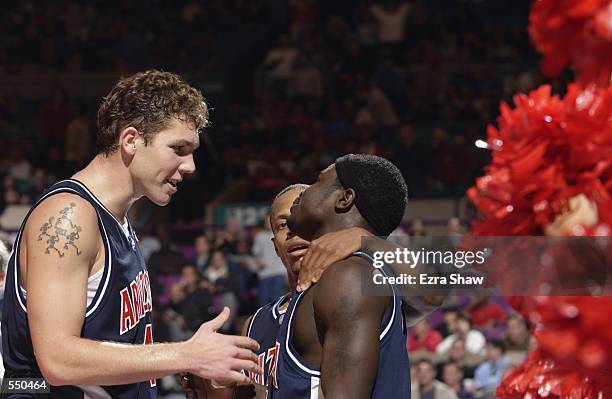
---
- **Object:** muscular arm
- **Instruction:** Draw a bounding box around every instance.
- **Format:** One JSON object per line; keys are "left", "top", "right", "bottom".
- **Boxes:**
{"left": 313, "top": 258, "right": 388, "bottom": 399}
{"left": 298, "top": 228, "right": 444, "bottom": 325}
{"left": 25, "top": 194, "right": 259, "bottom": 386}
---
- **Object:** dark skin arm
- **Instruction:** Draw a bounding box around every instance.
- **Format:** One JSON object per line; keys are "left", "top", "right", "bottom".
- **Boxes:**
{"left": 298, "top": 228, "right": 444, "bottom": 325}
{"left": 312, "top": 257, "right": 389, "bottom": 399}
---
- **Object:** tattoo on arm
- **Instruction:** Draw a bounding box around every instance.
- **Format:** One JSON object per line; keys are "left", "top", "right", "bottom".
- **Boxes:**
{"left": 37, "top": 203, "right": 83, "bottom": 257}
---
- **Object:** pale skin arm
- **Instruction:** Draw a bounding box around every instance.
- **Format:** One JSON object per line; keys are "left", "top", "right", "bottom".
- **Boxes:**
{"left": 25, "top": 194, "right": 259, "bottom": 386}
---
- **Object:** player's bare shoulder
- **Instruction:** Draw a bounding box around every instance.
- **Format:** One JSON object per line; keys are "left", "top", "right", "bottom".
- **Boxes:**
{"left": 24, "top": 193, "right": 101, "bottom": 262}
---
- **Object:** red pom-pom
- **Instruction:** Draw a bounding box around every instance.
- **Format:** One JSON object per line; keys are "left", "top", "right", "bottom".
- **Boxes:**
{"left": 468, "top": 83, "right": 612, "bottom": 236}
{"left": 529, "top": 0, "right": 612, "bottom": 85}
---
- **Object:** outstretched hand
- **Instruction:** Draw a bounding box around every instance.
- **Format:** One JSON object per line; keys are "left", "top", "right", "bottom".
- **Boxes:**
{"left": 184, "top": 307, "right": 261, "bottom": 385}
{"left": 296, "top": 227, "right": 372, "bottom": 291}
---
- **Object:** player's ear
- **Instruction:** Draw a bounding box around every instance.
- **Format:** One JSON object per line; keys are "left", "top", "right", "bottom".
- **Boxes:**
{"left": 336, "top": 187, "right": 356, "bottom": 212}
{"left": 120, "top": 127, "right": 139, "bottom": 156}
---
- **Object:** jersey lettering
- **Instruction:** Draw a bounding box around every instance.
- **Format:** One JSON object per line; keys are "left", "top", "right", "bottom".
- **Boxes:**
{"left": 120, "top": 271, "right": 153, "bottom": 335}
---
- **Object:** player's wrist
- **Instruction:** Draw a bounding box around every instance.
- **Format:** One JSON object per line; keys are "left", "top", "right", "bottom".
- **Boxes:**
{"left": 175, "top": 340, "right": 197, "bottom": 373}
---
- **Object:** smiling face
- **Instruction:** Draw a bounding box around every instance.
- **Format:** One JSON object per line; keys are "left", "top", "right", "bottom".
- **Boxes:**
{"left": 130, "top": 118, "right": 199, "bottom": 206}
{"left": 271, "top": 186, "right": 310, "bottom": 283}
{"left": 287, "top": 164, "right": 343, "bottom": 241}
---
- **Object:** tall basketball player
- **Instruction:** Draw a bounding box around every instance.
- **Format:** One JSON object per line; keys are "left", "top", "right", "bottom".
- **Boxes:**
{"left": 1, "top": 70, "right": 259, "bottom": 398}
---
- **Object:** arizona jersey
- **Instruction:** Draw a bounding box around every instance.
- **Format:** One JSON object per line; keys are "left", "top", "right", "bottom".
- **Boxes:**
{"left": 1, "top": 179, "right": 156, "bottom": 398}
{"left": 268, "top": 251, "right": 410, "bottom": 399}
{"left": 246, "top": 293, "right": 289, "bottom": 387}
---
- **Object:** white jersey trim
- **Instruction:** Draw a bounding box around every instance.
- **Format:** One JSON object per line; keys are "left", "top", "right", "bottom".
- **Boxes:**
{"left": 354, "top": 251, "right": 396, "bottom": 341}
{"left": 310, "top": 376, "right": 320, "bottom": 399}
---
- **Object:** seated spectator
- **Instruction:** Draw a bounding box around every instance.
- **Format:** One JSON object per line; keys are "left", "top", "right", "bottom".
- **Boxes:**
{"left": 408, "top": 318, "right": 443, "bottom": 353}
{"left": 436, "top": 307, "right": 459, "bottom": 337}
{"left": 473, "top": 340, "right": 510, "bottom": 398}
{"left": 191, "top": 234, "right": 211, "bottom": 273}
{"left": 203, "top": 250, "right": 239, "bottom": 332}
{"left": 437, "top": 314, "right": 486, "bottom": 356}
{"left": 437, "top": 338, "right": 479, "bottom": 379}
{"left": 411, "top": 359, "right": 457, "bottom": 399}
{"left": 162, "top": 284, "right": 190, "bottom": 342}
{"left": 177, "top": 265, "right": 214, "bottom": 332}
{"left": 442, "top": 362, "right": 474, "bottom": 399}
{"left": 503, "top": 315, "right": 531, "bottom": 351}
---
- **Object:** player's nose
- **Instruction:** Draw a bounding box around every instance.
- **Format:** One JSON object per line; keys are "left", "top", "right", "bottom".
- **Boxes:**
{"left": 180, "top": 154, "right": 196, "bottom": 175}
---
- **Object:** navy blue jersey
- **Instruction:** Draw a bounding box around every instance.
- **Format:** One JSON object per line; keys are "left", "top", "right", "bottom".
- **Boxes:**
{"left": 1, "top": 179, "right": 156, "bottom": 399}
{"left": 268, "top": 252, "right": 410, "bottom": 399}
{"left": 246, "top": 293, "right": 289, "bottom": 387}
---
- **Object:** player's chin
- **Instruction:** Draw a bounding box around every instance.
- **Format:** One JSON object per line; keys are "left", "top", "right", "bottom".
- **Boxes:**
{"left": 149, "top": 192, "right": 172, "bottom": 206}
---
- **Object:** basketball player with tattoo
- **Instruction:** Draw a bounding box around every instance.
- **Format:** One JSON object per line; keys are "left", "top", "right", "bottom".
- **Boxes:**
{"left": 1, "top": 70, "right": 259, "bottom": 398}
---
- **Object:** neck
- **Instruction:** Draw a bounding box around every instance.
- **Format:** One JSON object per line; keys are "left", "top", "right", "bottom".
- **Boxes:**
{"left": 311, "top": 217, "right": 367, "bottom": 240}
{"left": 72, "top": 154, "right": 139, "bottom": 221}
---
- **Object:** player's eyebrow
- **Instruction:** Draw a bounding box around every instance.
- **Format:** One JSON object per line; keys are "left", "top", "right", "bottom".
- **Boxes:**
{"left": 172, "top": 139, "right": 200, "bottom": 150}
{"left": 274, "top": 212, "right": 290, "bottom": 221}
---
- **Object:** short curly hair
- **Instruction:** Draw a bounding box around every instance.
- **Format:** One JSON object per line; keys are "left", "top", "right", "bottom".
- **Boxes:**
{"left": 96, "top": 70, "right": 209, "bottom": 156}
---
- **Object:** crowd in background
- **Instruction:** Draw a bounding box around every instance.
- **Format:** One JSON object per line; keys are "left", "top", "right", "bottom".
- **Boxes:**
{"left": 0, "top": 0, "right": 561, "bottom": 396}
{"left": 0, "top": 0, "right": 574, "bottom": 222}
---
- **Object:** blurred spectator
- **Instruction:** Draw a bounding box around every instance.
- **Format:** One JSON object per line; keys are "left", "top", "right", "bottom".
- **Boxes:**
{"left": 147, "top": 226, "right": 185, "bottom": 306}
{"left": 137, "top": 225, "right": 163, "bottom": 263}
{"left": 408, "top": 319, "right": 443, "bottom": 353}
{"left": 252, "top": 214, "right": 287, "bottom": 306}
{"left": 436, "top": 308, "right": 459, "bottom": 337}
{"left": 203, "top": 250, "right": 239, "bottom": 331}
{"left": 370, "top": 2, "right": 411, "bottom": 44}
{"left": 215, "top": 217, "right": 243, "bottom": 254}
{"left": 264, "top": 34, "right": 300, "bottom": 97}
{"left": 411, "top": 358, "right": 457, "bottom": 399}
{"left": 176, "top": 265, "right": 214, "bottom": 332}
{"left": 503, "top": 315, "right": 532, "bottom": 352}
{"left": 442, "top": 362, "right": 474, "bottom": 399}
{"left": 410, "top": 218, "right": 427, "bottom": 236}
{"left": 6, "top": 149, "right": 31, "bottom": 181}
{"left": 437, "top": 314, "right": 486, "bottom": 356}
{"left": 191, "top": 235, "right": 211, "bottom": 273}
{"left": 473, "top": 340, "right": 510, "bottom": 398}
{"left": 447, "top": 217, "right": 463, "bottom": 237}
{"left": 287, "top": 54, "right": 324, "bottom": 99}
{"left": 163, "top": 284, "right": 190, "bottom": 342}
{"left": 437, "top": 338, "right": 479, "bottom": 380}
{"left": 228, "top": 236, "right": 256, "bottom": 269}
